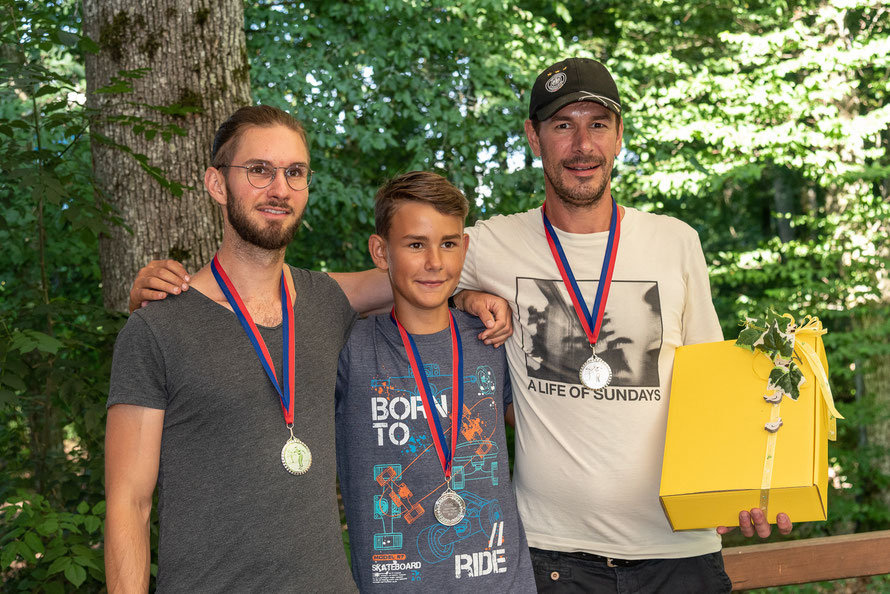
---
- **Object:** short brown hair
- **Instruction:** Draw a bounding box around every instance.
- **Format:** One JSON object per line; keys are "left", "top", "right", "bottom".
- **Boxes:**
{"left": 210, "top": 105, "right": 308, "bottom": 168}
{"left": 374, "top": 171, "right": 469, "bottom": 239}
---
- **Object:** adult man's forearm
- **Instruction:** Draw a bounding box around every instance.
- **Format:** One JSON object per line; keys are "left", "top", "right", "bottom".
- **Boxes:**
{"left": 105, "top": 500, "right": 151, "bottom": 594}
{"left": 330, "top": 268, "right": 392, "bottom": 316}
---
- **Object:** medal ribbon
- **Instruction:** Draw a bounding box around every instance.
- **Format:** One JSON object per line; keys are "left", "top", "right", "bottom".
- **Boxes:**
{"left": 211, "top": 254, "right": 295, "bottom": 424}
{"left": 542, "top": 198, "right": 620, "bottom": 347}
{"left": 391, "top": 310, "right": 464, "bottom": 480}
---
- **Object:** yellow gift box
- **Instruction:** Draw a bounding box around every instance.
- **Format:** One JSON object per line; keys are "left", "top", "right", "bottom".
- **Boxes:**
{"left": 659, "top": 316, "right": 842, "bottom": 530}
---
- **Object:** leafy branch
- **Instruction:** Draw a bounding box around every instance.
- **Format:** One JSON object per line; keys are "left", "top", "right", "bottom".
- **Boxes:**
{"left": 735, "top": 310, "right": 806, "bottom": 401}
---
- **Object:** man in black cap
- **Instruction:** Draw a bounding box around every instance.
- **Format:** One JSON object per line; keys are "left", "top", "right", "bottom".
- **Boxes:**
{"left": 453, "top": 57, "right": 792, "bottom": 592}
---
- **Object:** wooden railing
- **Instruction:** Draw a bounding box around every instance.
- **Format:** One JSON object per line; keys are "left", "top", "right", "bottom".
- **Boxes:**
{"left": 723, "top": 530, "right": 890, "bottom": 591}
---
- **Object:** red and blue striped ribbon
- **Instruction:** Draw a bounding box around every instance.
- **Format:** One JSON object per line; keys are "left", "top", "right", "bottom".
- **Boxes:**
{"left": 542, "top": 198, "right": 621, "bottom": 347}
{"left": 391, "top": 310, "right": 464, "bottom": 480}
{"left": 211, "top": 254, "right": 295, "bottom": 424}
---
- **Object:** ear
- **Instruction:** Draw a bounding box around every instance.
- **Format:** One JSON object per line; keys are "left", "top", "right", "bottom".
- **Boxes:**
{"left": 461, "top": 233, "right": 469, "bottom": 258}
{"left": 204, "top": 167, "right": 227, "bottom": 206}
{"left": 368, "top": 234, "right": 390, "bottom": 272}
{"left": 524, "top": 119, "right": 542, "bottom": 157}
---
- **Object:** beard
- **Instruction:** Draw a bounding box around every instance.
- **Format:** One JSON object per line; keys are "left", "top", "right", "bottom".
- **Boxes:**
{"left": 225, "top": 179, "right": 302, "bottom": 250}
{"left": 542, "top": 153, "right": 613, "bottom": 208}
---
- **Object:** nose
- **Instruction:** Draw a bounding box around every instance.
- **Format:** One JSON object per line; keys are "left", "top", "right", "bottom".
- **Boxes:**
{"left": 573, "top": 127, "right": 594, "bottom": 153}
{"left": 425, "top": 247, "right": 443, "bottom": 270}
{"left": 267, "top": 167, "right": 292, "bottom": 197}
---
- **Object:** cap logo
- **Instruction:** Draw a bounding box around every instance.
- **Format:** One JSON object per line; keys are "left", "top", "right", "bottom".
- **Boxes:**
{"left": 545, "top": 72, "right": 567, "bottom": 93}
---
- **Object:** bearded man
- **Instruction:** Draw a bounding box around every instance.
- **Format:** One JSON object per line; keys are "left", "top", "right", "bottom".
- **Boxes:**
{"left": 105, "top": 106, "right": 373, "bottom": 593}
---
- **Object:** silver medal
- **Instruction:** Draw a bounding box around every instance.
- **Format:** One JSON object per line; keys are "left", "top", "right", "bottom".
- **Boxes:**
{"left": 281, "top": 436, "right": 312, "bottom": 475}
{"left": 434, "top": 488, "right": 466, "bottom": 526}
{"left": 579, "top": 352, "right": 612, "bottom": 390}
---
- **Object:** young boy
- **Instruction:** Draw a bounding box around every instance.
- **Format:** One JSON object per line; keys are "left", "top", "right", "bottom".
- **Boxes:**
{"left": 335, "top": 171, "right": 535, "bottom": 592}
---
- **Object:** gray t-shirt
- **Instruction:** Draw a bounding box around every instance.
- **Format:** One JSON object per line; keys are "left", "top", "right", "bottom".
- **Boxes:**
{"left": 335, "top": 310, "right": 535, "bottom": 593}
{"left": 108, "top": 266, "right": 358, "bottom": 593}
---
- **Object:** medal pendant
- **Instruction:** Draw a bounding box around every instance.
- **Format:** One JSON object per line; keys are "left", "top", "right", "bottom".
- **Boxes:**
{"left": 434, "top": 488, "right": 466, "bottom": 526}
{"left": 281, "top": 437, "right": 312, "bottom": 475}
{"left": 580, "top": 353, "right": 612, "bottom": 390}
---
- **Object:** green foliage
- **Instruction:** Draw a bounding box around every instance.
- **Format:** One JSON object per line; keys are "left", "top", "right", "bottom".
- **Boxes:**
{"left": 0, "top": 493, "right": 105, "bottom": 591}
{"left": 0, "top": 1, "right": 126, "bottom": 590}
{"left": 735, "top": 311, "right": 806, "bottom": 400}
{"left": 245, "top": 0, "right": 567, "bottom": 271}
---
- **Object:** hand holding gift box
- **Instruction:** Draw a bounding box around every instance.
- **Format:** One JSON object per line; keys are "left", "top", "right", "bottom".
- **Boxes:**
{"left": 660, "top": 313, "right": 843, "bottom": 531}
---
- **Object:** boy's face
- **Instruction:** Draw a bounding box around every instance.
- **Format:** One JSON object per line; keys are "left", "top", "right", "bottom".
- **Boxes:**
{"left": 369, "top": 201, "right": 468, "bottom": 321}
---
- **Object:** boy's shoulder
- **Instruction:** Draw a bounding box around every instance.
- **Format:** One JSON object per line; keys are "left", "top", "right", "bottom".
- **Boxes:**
{"left": 344, "top": 310, "right": 495, "bottom": 358}
{"left": 451, "top": 307, "right": 486, "bottom": 334}
{"left": 348, "top": 309, "right": 485, "bottom": 335}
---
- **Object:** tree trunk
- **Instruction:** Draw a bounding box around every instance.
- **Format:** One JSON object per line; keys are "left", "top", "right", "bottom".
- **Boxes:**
{"left": 771, "top": 166, "right": 795, "bottom": 244}
{"left": 83, "top": 0, "right": 251, "bottom": 312}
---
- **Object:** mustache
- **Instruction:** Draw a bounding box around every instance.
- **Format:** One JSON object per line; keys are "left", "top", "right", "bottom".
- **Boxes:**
{"left": 258, "top": 201, "right": 294, "bottom": 213}
{"left": 562, "top": 155, "right": 607, "bottom": 168}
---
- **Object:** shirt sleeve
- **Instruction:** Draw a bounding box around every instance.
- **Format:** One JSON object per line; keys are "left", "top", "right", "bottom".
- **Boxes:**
{"left": 457, "top": 224, "right": 483, "bottom": 292}
{"left": 681, "top": 232, "right": 724, "bottom": 346}
{"left": 107, "top": 312, "right": 168, "bottom": 410}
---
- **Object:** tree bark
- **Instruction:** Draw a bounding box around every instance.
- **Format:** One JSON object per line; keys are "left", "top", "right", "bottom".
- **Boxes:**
{"left": 83, "top": 0, "right": 251, "bottom": 312}
{"left": 771, "top": 167, "right": 795, "bottom": 244}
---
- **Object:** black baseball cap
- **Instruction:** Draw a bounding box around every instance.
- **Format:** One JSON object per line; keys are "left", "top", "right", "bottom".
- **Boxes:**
{"left": 528, "top": 58, "right": 621, "bottom": 121}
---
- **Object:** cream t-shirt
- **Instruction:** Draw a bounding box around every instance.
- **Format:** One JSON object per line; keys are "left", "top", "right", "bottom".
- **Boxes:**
{"left": 459, "top": 205, "right": 723, "bottom": 559}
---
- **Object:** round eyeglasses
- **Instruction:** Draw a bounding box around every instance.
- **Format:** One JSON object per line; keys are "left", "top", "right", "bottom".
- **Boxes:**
{"left": 219, "top": 163, "right": 313, "bottom": 191}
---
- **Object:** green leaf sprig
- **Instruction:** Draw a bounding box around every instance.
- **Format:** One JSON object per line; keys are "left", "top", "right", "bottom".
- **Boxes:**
{"left": 735, "top": 310, "right": 806, "bottom": 401}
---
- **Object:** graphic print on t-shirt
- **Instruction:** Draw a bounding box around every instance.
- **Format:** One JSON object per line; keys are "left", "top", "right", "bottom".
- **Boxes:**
{"left": 517, "top": 277, "right": 664, "bottom": 400}
{"left": 367, "top": 362, "right": 511, "bottom": 585}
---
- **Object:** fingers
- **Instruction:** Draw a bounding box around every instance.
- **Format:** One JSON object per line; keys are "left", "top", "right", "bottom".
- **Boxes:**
{"left": 715, "top": 525, "right": 735, "bottom": 535}
{"left": 138, "top": 270, "right": 188, "bottom": 296}
{"left": 128, "top": 259, "right": 191, "bottom": 313}
{"left": 734, "top": 508, "right": 791, "bottom": 539}
{"left": 475, "top": 308, "right": 497, "bottom": 331}
{"left": 749, "top": 507, "right": 773, "bottom": 538}
{"left": 478, "top": 321, "right": 512, "bottom": 348}
{"left": 737, "top": 509, "right": 756, "bottom": 537}
{"left": 455, "top": 289, "right": 514, "bottom": 348}
{"left": 776, "top": 512, "right": 793, "bottom": 535}
{"left": 146, "top": 259, "right": 191, "bottom": 291}
{"left": 477, "top": 301, "right": 514, "bottom": 348}
{"left": 477, "top": 325, "right": 511, "bottom": 348}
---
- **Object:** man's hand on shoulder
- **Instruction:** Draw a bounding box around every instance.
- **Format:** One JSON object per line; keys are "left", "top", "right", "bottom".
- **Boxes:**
{"left": 717, "top": 508, "right": 792, "bottom": 538}
{"left": 452, "top": 289, "right": 513, "bottom": 348}
{"left": 129, "top": 260, "right": 191, "bottom": 313}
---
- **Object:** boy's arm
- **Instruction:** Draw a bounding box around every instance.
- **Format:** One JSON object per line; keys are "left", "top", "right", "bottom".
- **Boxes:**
{"left": 504, "top": 402, "right": 515, "bottom": 428}
{"left": 105, "top": 404, "right": 164, "bottom": 593}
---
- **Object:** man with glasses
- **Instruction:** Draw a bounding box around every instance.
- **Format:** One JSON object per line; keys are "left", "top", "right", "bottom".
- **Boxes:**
{"left": 105, "top": 106, "right": 383, "bottom": 593}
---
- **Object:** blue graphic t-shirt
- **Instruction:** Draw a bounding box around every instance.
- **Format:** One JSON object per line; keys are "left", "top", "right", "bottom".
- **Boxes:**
{"left": 335, "top": 310, "right": 535, "bottom": 593}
